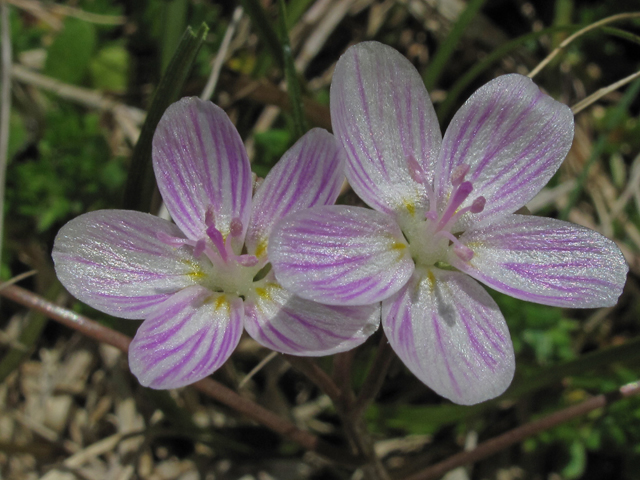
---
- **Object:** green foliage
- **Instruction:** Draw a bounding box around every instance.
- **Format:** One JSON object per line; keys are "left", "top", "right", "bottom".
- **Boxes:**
{"left": 44, "top": 18, "right": 97, "bottom": 84}
{"left": 8, "top": 106, "right": 126, "bottom": 232}
{"left": 253, "top": 129, "right": 293, "bottom": 177}
{"left": 89, "top": 44, "right": 130, "bottom": 92}
{"left": 8, "top": 112, "right": 28, "bottom": 160}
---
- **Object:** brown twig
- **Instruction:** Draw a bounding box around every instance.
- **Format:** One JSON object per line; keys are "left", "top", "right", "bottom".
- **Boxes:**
{"left": 528, "top": 12, "right": 640, "bottom": 78}
{"left": 0, "top": 284, "right": 362, "bottom": 467}
{"left": 401, "top": 381, "right": 640, "bottom": 480}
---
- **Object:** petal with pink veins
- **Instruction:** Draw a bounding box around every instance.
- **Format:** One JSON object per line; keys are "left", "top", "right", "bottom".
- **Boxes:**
{"left": 269, "top": 205, "right": 414, "bottom": 306}
{"left": 129, "top": 285, "right": 244, "bottom": 389}
{"left": 53, "top": 210, "right": 198, "bottom": 319}
{"left": 152, "top": 97, "right": 252, "bottom": 241}
{"left": 244, "top": 272, "right": 380, "bottom": 355}
{"left": 331, "top": 41, "right": 441, "bottom": 215}
{"left": 246, "top": 128, "right": 344, "bottom": 259}
{"left": 436, "top": 74, "right": 574, "bottom": 228}
{"left": 383, "top": 268, "right": 515, "bottom": 405}
{"left": 450, "top": 214, "right": 628, "bottom": 308}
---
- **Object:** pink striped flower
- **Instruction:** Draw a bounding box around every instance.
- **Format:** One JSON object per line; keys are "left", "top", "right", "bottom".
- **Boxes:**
{"left": 53, "top": 97, "right": 379, "bottom": 389}
{"left": 269, "top": 42, "right": 628, "bottom": 405}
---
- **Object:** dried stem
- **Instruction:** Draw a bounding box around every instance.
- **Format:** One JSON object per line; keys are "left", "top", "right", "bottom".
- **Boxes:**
{"left": 571, "top": 69, "right": 640, "bottom": 115}
{"left": 352, "top": 333, "right": 395, "bottom": 418}
{"left": 0, "top": 284, "right": 362, "bottom": 467}
{"left": 401, "top": 381, "right": 640, "bottom": 480}
{"left": 528, "top": 12, "right": 640, "bottom": 78}
{"left": 200, "top": 6, "right": 244, "bottom": 101}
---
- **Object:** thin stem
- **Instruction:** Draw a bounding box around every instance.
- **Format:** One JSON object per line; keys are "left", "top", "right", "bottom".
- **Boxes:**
{"left": 528, "top": 12, "right": 640, "bottom": 78}
{"left": 333, "top": 350, "right": 356, "bottom": 406}
{"left": 571, "top": 69, "right": 640, "bottom": 115}
{"left": 0, "top": 285, "right": 361, "bottom": 467}
{"left": 283, "top": 354, "right": 342, "bottom": 404}
{"left": 201, "top": 6, "right": 244, "bottom": 101}
{"left": 0, "top": 2, "right": 12, "bottom": 268}
{"left": 277, "top": 0, "right": 307, "bottom": 138}
{"left": 401, "top": 381, "right": 640, "bottom": 480}
{"left": 353, "top": 333, "right": 395, "bottom": 418}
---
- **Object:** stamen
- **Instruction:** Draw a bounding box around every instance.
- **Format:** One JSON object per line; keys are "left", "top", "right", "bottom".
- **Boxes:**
{"left": 451, "top": 164, "right": 470, "bottom": 187}
{"left": 206, "top": 225, "right": 228, "bottom": 262}
{"left": 424, "top": 182, "right": 438, "bottom": 221}
{"left": 407, "top": 155, "right": 426, "bottom": 184}
{"left": 237, "top": 255, "right": 259, "bottom": 267}
{"left": 436, "top": 181, "right": 473, "bottom": 231}
{"left": 436, "top": 231, "right": 474, "bottom": 262}
{"left": 230, "top": 218, "right": 244, "bottom": 238}
{"left": 204, "top": 206, "right": 216, "bottom": 227}
{"left": 193, "top": 239, "right": 206, "bottom": 258}
{"left": 453, "top": 244, "right": 474, "bottom": 262}
{"left": 470, "top": 196, "right": 486, "bottom": 214}
{"left": 157, "top": 232, "right": 189, "bottom": 247}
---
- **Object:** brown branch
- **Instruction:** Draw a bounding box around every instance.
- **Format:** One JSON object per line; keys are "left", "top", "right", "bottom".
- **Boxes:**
{"left": 0, "top": 284, "right": 362, "bottom": 467}
{"left": 401, "top": 381, "right": 640, "bottom": 480}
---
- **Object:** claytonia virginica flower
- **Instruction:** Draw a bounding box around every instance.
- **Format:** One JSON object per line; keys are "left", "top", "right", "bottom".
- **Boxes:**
{"left": 269, "top": 42, "right": 628, "bottom": 405}
{"left": 53, "top": 97, "right": 379, "bottom": 389}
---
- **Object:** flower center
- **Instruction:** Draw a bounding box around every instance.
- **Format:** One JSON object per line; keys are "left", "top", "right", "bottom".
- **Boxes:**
{"left": 400, "top": 163, "right": 485, "bottom": 267}
{"left": 158, "top": 208, "right": 264, "bottom": 297}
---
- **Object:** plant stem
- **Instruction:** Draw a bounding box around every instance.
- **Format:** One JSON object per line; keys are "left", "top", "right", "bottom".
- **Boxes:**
{"left": 401, "top": 381, "right": 640, "bottom": 480}
{"left": 0, "top": 285, "right": 361, "bottom": 467}
{"left": 353, "top": 333, "right": 395, "bottom": 418}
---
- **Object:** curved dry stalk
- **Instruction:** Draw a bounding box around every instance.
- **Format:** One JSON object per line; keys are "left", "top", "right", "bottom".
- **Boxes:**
{"left": 200, "top": 6, "right": 244, "bottom": 101}
{"left": 401, "top": 381, "right": 640, "bottom": 480}
{"left": 0, "top": 284, "right": 362, "bottom": 467}
{"left": 528, "top": 12, "right": 640, "bottom": 78}
{"left": 238, "top": 350, "right": 278, "bottom": 389}
{"left": 571, "top": 70, "right": 640, "bottom": 115}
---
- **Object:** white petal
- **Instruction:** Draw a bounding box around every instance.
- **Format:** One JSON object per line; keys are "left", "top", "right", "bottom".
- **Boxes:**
{"left": 153, "top": 97, "right": 252, "bottom": 241}
{"left": 451, "top": 214, "right": 628, "bottom": 308}
{"left": 269, "top": 205, "right": 414, "bottom": 306}
{"left": 244, "top": 273, "right": 380, "bottom": 355}
{"left": 53, "top": 210, "right": 197, "bottom": 319}
{"left": 383, "top": 269, "right": 515, "bottom": 405}
{"left": 246, "top": 128, "right": 344, "bottom": 259}
{"left": 129, "top": 286, "right": 244, "bottom": 389}
{"left": 436, "top": 74, "right": 574, "bottom": 228}
{"left": 331, "top": 41, "right": 442, "bottom": 215}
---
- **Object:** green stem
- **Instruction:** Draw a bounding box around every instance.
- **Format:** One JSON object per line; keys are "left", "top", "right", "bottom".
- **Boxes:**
{"left": 423, "top": 0, "right": 487, "bottom": 91}
{"left": 277, "top": 0, "right": 307, "bottom": 138}
{"left": 123, "top": 23, "right": 208, "bottom": 212}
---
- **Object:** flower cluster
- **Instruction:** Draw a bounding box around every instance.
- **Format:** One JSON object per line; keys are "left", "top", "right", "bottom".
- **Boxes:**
{"left": 268, "top": 42, "right": 628, "bottom": 405}
{"left": 54, "top": 42, "right": 628, "bottom": 405}
{"left": 53, "top": 98, "right": 379, "bottom": 389}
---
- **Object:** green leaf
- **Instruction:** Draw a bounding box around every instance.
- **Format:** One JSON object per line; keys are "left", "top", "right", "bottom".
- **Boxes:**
{"left": 562, "top": 440, "right": 587, "bottom": 479}
{"left": 122, "top": 23, "right": 209, "bottom": 212}
{"left": 239, "top": 0, "right": 285, "bottom": 69}
{"left": 8, "top": 112, "right": 28, "bottom": 160}
{"left": 89, "top": 44, "right": 130, "bottom": 92}
{"left": 44, "top": 18, "right": 96, "bottom": 84}
{"left": 277, "top": 0, "right": 307, "bottom": 139}
{"left": 423, "top": 0, "right": 486, "bottom": 91}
